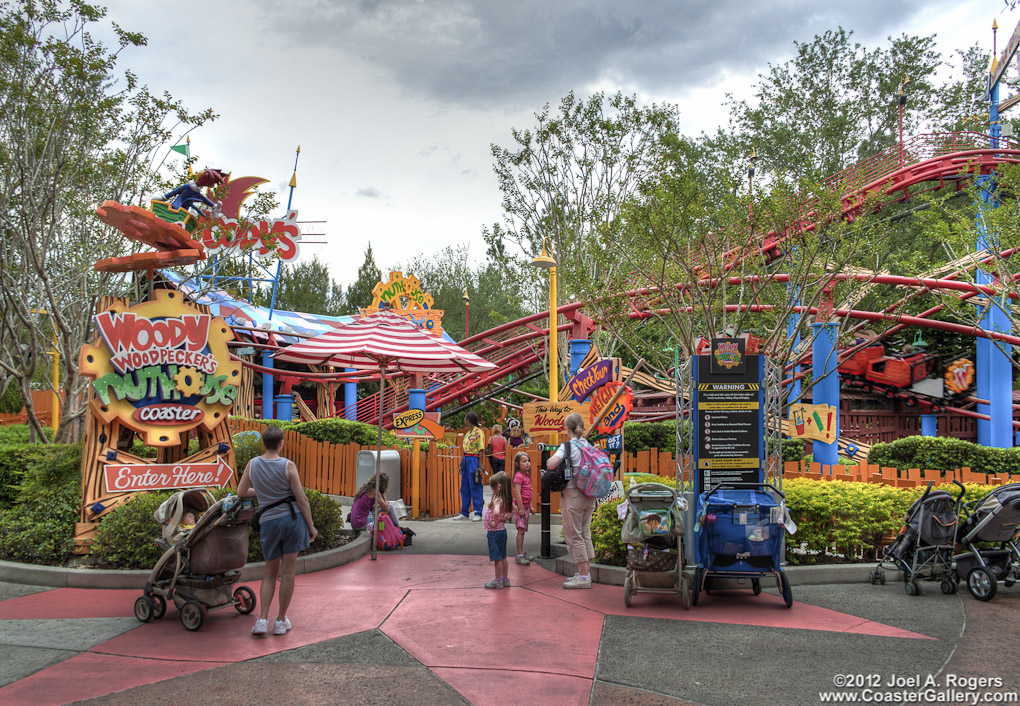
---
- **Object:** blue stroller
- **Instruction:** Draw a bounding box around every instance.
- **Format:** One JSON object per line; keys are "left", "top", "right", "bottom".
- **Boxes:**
{"left": 692, "top": 483, "right": 792, "bottom": 608}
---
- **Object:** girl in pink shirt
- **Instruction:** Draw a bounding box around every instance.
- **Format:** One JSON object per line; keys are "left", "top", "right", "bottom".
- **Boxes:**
{"left": 484, "top": 472, "right": 514, "bottom": 589}
{"left": 511, "top": 452, "right": 533, "bottom": 565}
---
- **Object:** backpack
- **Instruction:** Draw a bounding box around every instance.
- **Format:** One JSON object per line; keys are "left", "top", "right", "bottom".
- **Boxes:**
{"left": 376, "top": 515, "right": 406, "bottom": 550}
{"left": 541, "top": 445, "right": 571, "bottom": 493}
{"left": 572, "top": 439, "right": 615, "bottom": 499}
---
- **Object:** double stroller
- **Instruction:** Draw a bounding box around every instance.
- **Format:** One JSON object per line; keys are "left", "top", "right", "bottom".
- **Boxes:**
{"left": 693, "top": 483, "right": 793, "bottom": 607}
{"left": 620, "top": 483, "right": 690, "bottom": 609}
{"left": 953, "top": 483, "right": 1020, "bottom": 601}
{"left": 134, "top": 489, "right": 258, "bottom": 631}
{"left": 870, "top": 481, "right": 965, "bottom": 596}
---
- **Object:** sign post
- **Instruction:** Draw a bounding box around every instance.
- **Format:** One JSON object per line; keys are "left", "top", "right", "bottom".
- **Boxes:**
{"left": 694, "top": 339, "right": 765, "bottom": 496}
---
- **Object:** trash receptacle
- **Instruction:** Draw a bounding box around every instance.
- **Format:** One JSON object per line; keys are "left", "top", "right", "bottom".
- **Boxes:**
{"left": 356, "top": 450, "right": 402, "bottom": 500}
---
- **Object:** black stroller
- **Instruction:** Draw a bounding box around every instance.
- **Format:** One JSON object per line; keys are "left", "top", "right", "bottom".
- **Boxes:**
{"left": 870, "top": 481, "right": 965, "bottom": 596}
{"left": 953, "top": 483, "right": 1020, "bottom": 601}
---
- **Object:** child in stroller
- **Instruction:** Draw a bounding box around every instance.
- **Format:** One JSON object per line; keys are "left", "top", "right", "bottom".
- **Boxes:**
{"left": 134, "top": 488, "right": 257, "bottom": 631}
{"left": 620, "top": 482, "right": 690, "bottom": 609}
{"left": 953, "top": 482, "right": 1020, "bottom": 601}
{"left": 870, "top": 480, "right": 965, "bottom": 596}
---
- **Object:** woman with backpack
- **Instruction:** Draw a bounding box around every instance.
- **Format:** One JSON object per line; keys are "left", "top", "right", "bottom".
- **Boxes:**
{"left": 545, "top": 412, "right": 595, "bottom": 589}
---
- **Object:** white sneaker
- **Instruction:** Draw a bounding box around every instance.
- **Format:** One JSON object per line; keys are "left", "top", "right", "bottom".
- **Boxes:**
{"left": 273, "top": 617, "right": 291, "bottom": 635}
{"left": 252, "top": 618, "right": 269, "bottom": 635}
{"left": 452, "top": 514, "right": 470, "bottom": 521}
{"left": 471, "top": 515, "right": 482, "bottom": 522}
{"left": 563, "top": 574, "right": 592, "bottom": 589}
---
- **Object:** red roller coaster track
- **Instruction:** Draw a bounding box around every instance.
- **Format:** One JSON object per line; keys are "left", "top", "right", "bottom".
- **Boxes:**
{"left": 237, "top": 132, "right": 1020, "bottom": 428}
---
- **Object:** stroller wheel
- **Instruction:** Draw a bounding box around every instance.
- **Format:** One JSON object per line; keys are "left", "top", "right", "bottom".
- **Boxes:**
{"left": 133, "top": 596, "right": 154, "bottom": 623}
{"left": 691, "top": 568, "right": 702, "bottom": 607}
{"left": 180, "top": 600, "right": 206, "bottom": 631}
{"left": 623, "top": 575, "right": 633, "bottom": 608}
{"left": 680, "top": 573, "right": 691, "bottom": 610}
{"left": 151, "top": 595, "right": 166, "bottom": 619}
{"left": 878, "top": 571, "right": 886, "bottom": 585}
{"left": 233, "top": 586, "right": 257, "bottom": 615}
{"left": 904, "top": 581, "right": 920, "bottom": 596}
{"left": 966, "top": 567, "right": 998, "bottom": 602}
{"left": 752, "top": 579, "right": 762, "bottom": 596}
{"left": 940, "top": 580, "right": 957, "bottom": 595}
{"left": 779, "top": 571, "right": 793, "bottom": 608}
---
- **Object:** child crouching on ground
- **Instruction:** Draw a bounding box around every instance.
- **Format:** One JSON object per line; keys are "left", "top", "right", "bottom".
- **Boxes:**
{"left": 484, "top": 471, "right": 514, "bottom": 589}
{"left": 511, "top": 452, "right": 533, "bottom": 565}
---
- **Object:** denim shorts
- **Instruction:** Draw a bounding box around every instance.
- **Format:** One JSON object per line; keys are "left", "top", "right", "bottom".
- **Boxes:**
{"left": 260, "top": 512, "right": 310, "bottom": 561}
{"left": 487, "top": 529, "right": 508, "bottom": 562}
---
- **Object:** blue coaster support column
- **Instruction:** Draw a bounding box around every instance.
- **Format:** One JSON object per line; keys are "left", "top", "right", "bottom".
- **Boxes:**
{"left": 810, "top": 322, "right": 840, "bottom": 469}
{"left": 261, "top": 352, "right": 274, "bottom": 419}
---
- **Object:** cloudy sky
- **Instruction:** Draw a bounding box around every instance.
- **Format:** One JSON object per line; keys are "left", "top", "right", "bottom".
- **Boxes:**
{"left": 100, "top": 0, "right": 1014, "bottom": 291}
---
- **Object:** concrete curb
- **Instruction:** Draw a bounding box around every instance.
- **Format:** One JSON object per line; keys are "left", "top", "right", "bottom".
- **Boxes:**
{"left": 0, "top": 532, "right": 371, "bottom": 589}
{"left": 537, "top": 543, "right": 902, "bottom": 587}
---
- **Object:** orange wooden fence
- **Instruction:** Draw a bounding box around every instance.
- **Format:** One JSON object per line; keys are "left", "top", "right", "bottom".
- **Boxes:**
{"left": 0, "top": 390, "right": 55, "bottom": 426}
{"left": 782, "top": 460, "right": 1011, "bottom": 487}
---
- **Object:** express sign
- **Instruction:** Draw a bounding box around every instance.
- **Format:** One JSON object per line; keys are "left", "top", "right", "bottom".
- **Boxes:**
{"left": 80, "top": 290, "right": 241, "bottom": 446}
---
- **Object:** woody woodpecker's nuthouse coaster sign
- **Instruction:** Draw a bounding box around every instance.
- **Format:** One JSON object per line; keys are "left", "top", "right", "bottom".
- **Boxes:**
{"left": 80, "top": 290, "right": 241, "bottom": 447}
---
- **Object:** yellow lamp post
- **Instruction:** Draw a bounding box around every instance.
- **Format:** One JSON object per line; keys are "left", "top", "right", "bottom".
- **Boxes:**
{"left": 531, "top": 239, "right": 558, "bottom": 401}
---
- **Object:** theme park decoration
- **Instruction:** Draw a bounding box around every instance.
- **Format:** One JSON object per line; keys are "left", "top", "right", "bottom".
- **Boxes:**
{"left": 361, "top": 271, "right": 444, "bottom": 336}
{"left": 93, "top": 201, "right": 207, "bottom": 272}
{"left": 788, "top": 403, "right": 838, "bottom": 445}
{"left": 566, "top": 359, "right": 619, "bottom": 402}
{"left": 945, "top": 358, "right": 976, "bottom": 395}
{"left": 79, "top": 290, "right": 241, "bottom": 447}
{"left": 589, "top": 382, "right": 634, "bottom": 434}
{"left": 523, "top": 401, "right": 591, "bottom": 435}
{"left": 392, "top": 409, "right": 444, "bottom": 440}
{"left": 104, "top": 457, "right": 234, "bottom": 494}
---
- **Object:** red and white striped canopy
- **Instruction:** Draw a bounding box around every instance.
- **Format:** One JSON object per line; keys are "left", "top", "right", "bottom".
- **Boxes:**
{"left": 272, "top": 309, "right": 496, "bottom": 374}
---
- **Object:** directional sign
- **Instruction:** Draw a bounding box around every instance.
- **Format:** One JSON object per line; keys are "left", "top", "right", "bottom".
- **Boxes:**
{"left": 392, "top": 410, "right": 443, "bottom": 440}
{"left": 992, "top": 19, "right": 1020, "bottom": 92}
{"left": 103, "top": 457, "right": 234, "bottom": 494}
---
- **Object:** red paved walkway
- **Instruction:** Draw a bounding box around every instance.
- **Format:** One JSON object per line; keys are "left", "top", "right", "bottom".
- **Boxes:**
{"left": 0, "top": 556, "right": 939, "bottom": 706}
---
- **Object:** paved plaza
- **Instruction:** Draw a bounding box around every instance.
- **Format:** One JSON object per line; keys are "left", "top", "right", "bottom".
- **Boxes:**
{"left": 1, "top": 520, "right": 1018, "bottom": 706}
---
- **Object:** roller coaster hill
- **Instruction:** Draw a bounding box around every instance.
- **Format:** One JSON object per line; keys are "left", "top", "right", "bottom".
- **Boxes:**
{"left": 222, "top": 132, "right": 1020, "bottom": 449}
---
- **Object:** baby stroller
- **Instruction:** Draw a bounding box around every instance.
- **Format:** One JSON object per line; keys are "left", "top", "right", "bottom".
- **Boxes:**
{"left": 620, "top": 483, "right": 689, "bottom": 609}
{"left": 953, "top": 483, "right": 1020, "bottom": 601}
{"left": 693, "top": 483, "right": 792, "bottom": 608}
{"left": 870, "top": 481, "right": 965, "bottom": 596}
{"left": 134, "top": 489, "right": 257, "bottom": 631}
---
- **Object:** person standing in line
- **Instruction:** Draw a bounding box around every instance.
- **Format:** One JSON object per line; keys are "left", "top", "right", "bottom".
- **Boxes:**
{"left": 483, "top": 471, "right": 514, "bottom": 588}
{"left": 488, "top": 424, "right": 507, "bottom": 477}
{"left": 545, "top": 413, "right": 595, "bottom": 589}
{"left": 511, "top": 451, "right": 533, "bottom": 565}
{"left": 455, "top": 411, "right": 486, "bottom": 521}
{"left": 508, "top": 424, "right": 526, "bottom": 449}
{"left": 237, "top": 425, "right": 318, "bottom": 635}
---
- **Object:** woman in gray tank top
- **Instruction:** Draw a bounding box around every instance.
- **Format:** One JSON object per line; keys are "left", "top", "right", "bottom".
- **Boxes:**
{"left": 238, "top": 426, "right": 318, "bottom": 636}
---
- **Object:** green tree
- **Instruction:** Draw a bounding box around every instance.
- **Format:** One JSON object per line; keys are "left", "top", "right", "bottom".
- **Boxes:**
{"left": 0, "top": 0, "right": 215, "bottom": 441}
{"left": 265, "top": 255, "right": 345, "bottom": 316}
{"left": 345, "top": 243, "right": 382, "bottom": 311}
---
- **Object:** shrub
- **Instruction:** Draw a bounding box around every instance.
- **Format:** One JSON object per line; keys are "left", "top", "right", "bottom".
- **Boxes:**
{"left": 867, "top": 436, "right": 1020, "bottom": 477}
{"left": 232, "top": 432, "right": 264, "bottom": 477}
{"left": 90, "top": 486, "right": 346, "bottom": 568}
{"left": 782, "top": 439, "right": 805, "bottom": 462}
{"left": 290, "top": 418, "right": 399, "bottom": 447}
{"left": 0, "top": 444, "right": 40, "bottom": 507}
{"left": 622, "top": 421, "right": 690, "bottom": 453}
{"left": 89, "top": 491, "right": 175, "bottom": 569}
{"left": 0, "top": 424, "right": 54, "bottom": 443}
{"left": 591, "top": 498, "right": 627, "bottom": 567}
{"left": 0, "top": 467, "right": 79, "bottom": 565}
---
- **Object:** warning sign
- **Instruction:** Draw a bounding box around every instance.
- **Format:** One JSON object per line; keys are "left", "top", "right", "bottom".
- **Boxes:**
{"left": 695, "top": 353, "right": 763, "bottom": 493}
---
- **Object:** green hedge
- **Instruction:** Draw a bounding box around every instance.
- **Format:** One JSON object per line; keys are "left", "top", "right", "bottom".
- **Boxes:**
{"left": 233, "top": 417, "right": 400, "bottom": 447}
{"left": 590, "top": 477, "right": 1002, "bottom": 567}
{"left": 622, "top": 421, "right": 689, "bottom": 453}
{"left": 0, "top": 444, "right": 81, "bottom": 564}
{"left": 90, "top": 487, "right": 347, "bottom": 569}
{"left": 0, "top": 424, "right": 54, "bottom": 444}
{"left": 867, "top": 436, "right": 1020, "bottom": 476}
